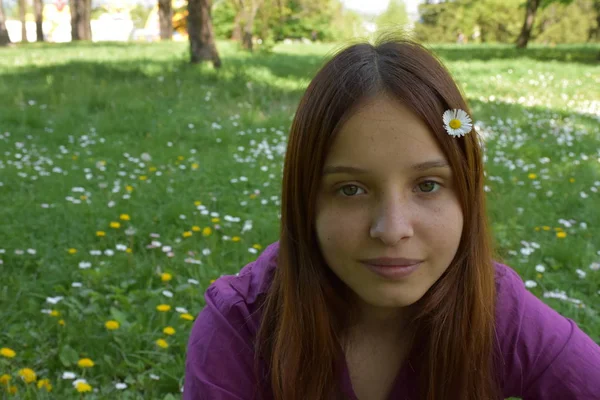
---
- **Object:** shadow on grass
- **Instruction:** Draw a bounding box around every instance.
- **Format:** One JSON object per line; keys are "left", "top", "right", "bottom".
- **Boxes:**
{"left": 427, "top": 43, "right": 600, "bottom": 65}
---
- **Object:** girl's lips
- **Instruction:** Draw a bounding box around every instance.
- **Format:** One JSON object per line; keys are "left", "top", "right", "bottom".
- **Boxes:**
{"left": 362, "top": 261, "right": 422, "bottom": 280}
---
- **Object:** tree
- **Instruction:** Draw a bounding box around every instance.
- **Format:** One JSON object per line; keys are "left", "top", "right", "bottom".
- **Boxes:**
{"left": 516, "top": 0, "right": 574, "bottom": 48}
{"left": 19, "top": 0, "right": 27, "bottom": 42}
{"left": 188, "top": 0, "right": 221, "bottom": 67}
{"left": 535, "top": 0, "right": 595, "bottom": 43}
{"left": 158, "top": 0, "right": 173, "bottom": 40}
{"left": 376, "top": 0, "right": 409, "bottom": 32}
{"left": 239, "top": 0, "right": 264, "bottom": 50}
{"left": 0, "top": 0, "right": 11, "bottom": 46}
{"left": 591, "top": 0, "right": 600, "bottom": 40}
{"left": 516, "top": 0, "right": 541, "bottom": 47}
{"left": 70, "top": 0, "right": 92, "bottom": 40}
{"left": 34, "top": 0, "right": 43, "bottom": 41}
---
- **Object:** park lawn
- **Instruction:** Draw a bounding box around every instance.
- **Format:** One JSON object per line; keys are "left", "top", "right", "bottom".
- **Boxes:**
{"left": 0, "top": 40, "right": 599, "bottom": 398}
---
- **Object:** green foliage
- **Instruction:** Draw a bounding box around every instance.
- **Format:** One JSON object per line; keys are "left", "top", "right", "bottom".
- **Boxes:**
{"left": 414, "top": 0, "right": 599, "bottom": 43}
{"left": 212, "top": 0, "right": 238, "bottom": 39}
{"left": 535, "top": 0, "right": 598, "bottom": 43}
{"left": 130, "top": 4, "right": 154, "bottom": 30}
{"left": 212, "top": 0, "right": 361, "bottom": 44}
{"left": 376, "top": 0, "right": 410, "bottom": 32}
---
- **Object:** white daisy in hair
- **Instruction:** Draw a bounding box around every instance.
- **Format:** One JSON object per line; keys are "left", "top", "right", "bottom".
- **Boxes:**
{"left": 443, "top": 108, "right": 473, "bottom": 137}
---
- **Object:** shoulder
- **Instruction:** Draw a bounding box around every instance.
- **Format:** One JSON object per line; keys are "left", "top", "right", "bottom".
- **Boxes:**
{"left": 492, "top": 261, "right": 600, "bottom": 398}
{"left": 188, "top": 240, "right": 279, "bottom": 346}
{"left": 183, "top": 242, "right": 280, "bottom": 399}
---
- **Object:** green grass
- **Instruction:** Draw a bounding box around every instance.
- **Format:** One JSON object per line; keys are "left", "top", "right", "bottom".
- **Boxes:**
{"left": 0, "top": 40, "right": 599, "bottom": 398}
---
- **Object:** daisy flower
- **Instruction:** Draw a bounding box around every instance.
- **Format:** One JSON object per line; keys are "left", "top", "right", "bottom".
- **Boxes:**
{"left": 442, "top": 109, "right": 473, "bottom": 137}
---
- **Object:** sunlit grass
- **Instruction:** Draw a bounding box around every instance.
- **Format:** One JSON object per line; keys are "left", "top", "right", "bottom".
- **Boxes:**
{"left": 0, "top": 40, "right": 598, "bottom": 398}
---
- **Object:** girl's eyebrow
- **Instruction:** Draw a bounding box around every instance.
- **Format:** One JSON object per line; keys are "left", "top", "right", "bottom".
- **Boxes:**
{"left": 322, "top": 159, "right": 450, "bottom": 176}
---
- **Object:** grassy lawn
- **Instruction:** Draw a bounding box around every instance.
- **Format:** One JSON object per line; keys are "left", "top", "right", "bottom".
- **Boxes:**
{"left": 0, "top": 40, "right": 598, "bottom": 398}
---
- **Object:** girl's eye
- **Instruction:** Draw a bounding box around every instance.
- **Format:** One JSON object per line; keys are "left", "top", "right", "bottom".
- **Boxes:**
{"left": 417, "top": 181, "right": 440, "bottom": 193}
{"left": 338, "top": 185, "right": 364, "bottom": 197}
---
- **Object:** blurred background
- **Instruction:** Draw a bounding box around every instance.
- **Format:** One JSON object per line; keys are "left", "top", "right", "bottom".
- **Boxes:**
{"left": 1, "top": 0, "right": 599, "bottom": 48}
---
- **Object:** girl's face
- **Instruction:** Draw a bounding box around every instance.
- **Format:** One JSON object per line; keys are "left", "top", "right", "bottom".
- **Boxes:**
{"left": 315, "top": 94, "right": 464, "bottom": 322}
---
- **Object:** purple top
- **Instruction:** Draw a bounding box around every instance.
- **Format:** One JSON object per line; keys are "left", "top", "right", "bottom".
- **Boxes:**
{"left": 184, "top": 241, "right": 600, "bottom": 399}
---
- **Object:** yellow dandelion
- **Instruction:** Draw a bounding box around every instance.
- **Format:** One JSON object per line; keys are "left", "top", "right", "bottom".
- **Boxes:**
{"left": 537, "top": 273, "right": 543, "bottom": 279}
{"left": 75, "top": 381, "right": 92, "bottom": 393}
{"left": 96, "top": 231, "right": 106, "bottom": 237}
{"left": 125, "top": 185, "right": 134, "bottom": 192}
{"left": 68, "top": 248, "right": 77, "bottom": 254}
{"left": 156, "top": 339, "right": 169, "bottom": 348}
{"left": 37, "top": 378, "right": 52, "bottom": 392}
{"left": 194, "top": 200, "right": 202, "bottom": 206}
{"left": 556, "top": 232, "right": 567, "bottom": 239}
{"left": 211, "top": 218, "right": 220, "bottom": 223}
{"left": 77, "top": 358, "right": 94, "bottom": 368}
{"left": 156, "top": 304, "right": 171, "bottom": 312}
{"left": 149, "top": 166, "right": 157, "bottom": 172}
{"left": 252, "top": 244, "right": 262, "bottom": 250}
{"left": 119, "top": 214, "right": 130, "bottom": 221}
{"left": 105, "top": 320, "right": 120, "bottom": 330}
{"left": 202, "top": 227, "right": 212, "bottom": 237}
{"left": 139, "top": 175, "right": 148, "bottom": 181}
{"left": 249, "top": 194, "right": 257, "bottom": 199}
{"left": 18, "top": 368, "right": 36, "bottom": 384}
{"left": 58, "top": 319, "right": 65, "bottom": 326}
{"left": 1, "top": 347, "right": 16, "bottom": 358}
{"left": 192, "top": 226, "right": 201, "bottom": 232}
{"left": 534, "top": 227, "right": 540, "bottom": 231}
{"left": 569, "top": 178, "right": 575, "bottom": 183}
{"left": 191, "top": 163, "right": 199, "bottom": 170}
{"left": 163, "top": 326, "right": 176, "bottom": 335}
{"left": 8, "top": 385, "right": 17, "bottom": 394}
{"left": 554, "top": 227, "right": 563, "bottom": 232}
{"left": 72, "top": 155, "right": 78, "bottom": 161}
{"left": 80, "top": 195, "right": 88, "bottom": 201}
{"left": 542, "top": 226, "right": 551, "bottom": 231}
{"left": 50, "top": 310, "right": 60, "bottom": 317}
{"left": 182, "top": 231, "right": 193, "bottom": 238}
{"left": 161, "top": 272, "right": 172, "bottom": 282}
{"left": 110, "top": 222, "right": 121, "bottom": 229}
{"left": 528, "top": 173, "right": 537, "bottom": 180}
{"left": 0, "top": 374, "right": 11, "bottom": 384}
{"left": 126, "top": 248, "right": 132, "bottom": 253}
{"left": 178, "top": 156, "right": 185, "bottom": 161}
{"left": 180, "top": 313, "right": 194, "bottom": 321}
{"left": 210, "top": 279, "right": 216, "bottom": 284}
{"left": 232, "top": 236, "right": 241, "bottom": 242}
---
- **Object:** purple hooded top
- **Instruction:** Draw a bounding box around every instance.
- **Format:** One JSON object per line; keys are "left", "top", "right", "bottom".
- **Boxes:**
{"left": 184, "top": 241, "right": 600, "bottom": 400}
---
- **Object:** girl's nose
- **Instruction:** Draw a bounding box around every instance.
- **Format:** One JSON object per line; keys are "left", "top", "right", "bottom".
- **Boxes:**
{"left": 369, "top": 199, "right": 415, "bottom": 246}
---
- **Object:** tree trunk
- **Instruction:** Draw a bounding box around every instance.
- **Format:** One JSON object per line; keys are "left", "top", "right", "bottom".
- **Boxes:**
{"left": 158, "top": 0, "right": 173, "bottom": 40}
{"left": 187, "top": 0, "right": 221, "bottom": 67}
{"left": 516, "top": 0, "right": 541, "bottom": 48}
{"left": 241, "top": 0, "right": 262, "bottom": 51}
{"left": 34, "top": 0, "right": 43, "bottom": 41}
{"left": 69, "top": 0, "right": 92, "bottom": 41}
{"left": 0, "top": 0, "right": 11, "bottom": 46}
{"left": 19, "top": 0, "right": 27, "bottom": 43}
{"left": 590, "top": 0, "right": 600, "bottom": 41}
{"left": 231, "top": 9, "right": 243, "bottom": 41}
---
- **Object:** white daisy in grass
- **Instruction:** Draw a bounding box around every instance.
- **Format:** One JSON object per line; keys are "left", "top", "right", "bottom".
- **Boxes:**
{"left": 442, "top": 109, "right": 473, "bottom": 137}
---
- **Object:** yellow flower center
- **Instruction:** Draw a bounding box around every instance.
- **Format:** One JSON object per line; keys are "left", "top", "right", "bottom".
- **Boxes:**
{"left": 449, "top": 119, "right": 462, "bottom": 129}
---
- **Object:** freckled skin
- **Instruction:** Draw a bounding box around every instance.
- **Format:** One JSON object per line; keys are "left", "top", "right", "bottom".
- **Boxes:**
{"left": 315, "top": 94, "right": 464, "bottom": 326}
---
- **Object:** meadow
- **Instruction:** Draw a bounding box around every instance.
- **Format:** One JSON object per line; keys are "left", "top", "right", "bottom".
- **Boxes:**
{"left": 0, "top": 40, "right": 599, "bottom": 398}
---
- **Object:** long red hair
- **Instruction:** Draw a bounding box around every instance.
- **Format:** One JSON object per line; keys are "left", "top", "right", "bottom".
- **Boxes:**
{"left": 254, "top": 34, "right": 501, "bottom": 400}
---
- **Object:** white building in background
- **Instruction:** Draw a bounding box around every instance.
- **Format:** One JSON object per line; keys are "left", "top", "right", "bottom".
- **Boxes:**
{"left": 91, "top": 13, "right": 134, "bottom": 42}
{"left": 5, "top": 1, "right": 135, "bottom": 43}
